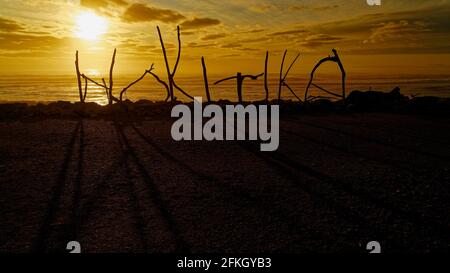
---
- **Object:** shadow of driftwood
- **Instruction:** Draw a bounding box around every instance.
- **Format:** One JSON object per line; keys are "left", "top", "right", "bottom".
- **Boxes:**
{"left": 113, "top": 121, "right": 190, "bottom": 253}
{"left": 295, "top": 119, "right": 450, "bottom": 161}
{"left": 238, "top": 140, "right": 450, "bottom": 247}
{"left": 112, "top": 121, "right": 149, "bottom": 252}
{"left": 33, "top": 120, "right": 83, "bottom": 252}
{"left": 130, "top": 123, "right": 348, "bottom": 251}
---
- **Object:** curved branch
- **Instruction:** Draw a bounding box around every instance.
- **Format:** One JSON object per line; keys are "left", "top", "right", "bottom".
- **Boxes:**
{"left": 172, "top": 26, "right": 181, "bottom": 77}
{"left": 119, "top": 65, "right": 154, "bottom": 101}
{"left": 242, "top": 73, "right": 264, "bottom": 80}
{"left": 214, "top": 75, "right": 238, "bottom": 85}
{"left": 305, "top": 51, "right": 340, "bottom": 101}
{"left": 148, "top": 71, "right": 171, "bottom": 101}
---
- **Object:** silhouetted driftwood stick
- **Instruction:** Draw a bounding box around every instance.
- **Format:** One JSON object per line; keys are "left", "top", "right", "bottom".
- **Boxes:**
{"left": 108, "top": 49, "right": 117, "bottom": 105}
{"left": 75, "top": 51, "right": 83, "bottom": 102}
{"left": 172, "top": 26, "right": 181, "bottom": 77}
{"left": 311, "top": 83, "right": 342, "bottom": 98}
{"left": 278, "top": 50, "right": 287, "bottom": 100}
{"left": 282, "top": 53, "right": 300, "bottom": 82}
{"left": 332, "top": 49, "right": 346, "bottom": 99}
{"left": 83, "top": 76, "right": 88, "bottom": 102}
{"left": 157, "top": 26, "right": 174, "bottom": 101}
{"left": 148, "top": 71, "right": 170, "bottom": 101}
{"left": 214, "top": 73, "right": 264, "bottom": 103}
{"left": 305, "top": 49, "right": 346, "bottom": 101}
{"left": 102, "top": 78, "right": 109, "bottom": 99}
{"left": 201, "top": 57, "right": 211, "bottom": 102}
{"left": 264, "top": 51, "right": 269, "bottom": 102}
{"left": 82, "top": 74, "right": 107, "bottom": 89}
{"left": 282, "top": 82, "right": 302, "bottom": 102}
{"left": 236, "top": 72, "right": 244, "bottom": 103}
{"left": 173, "top": 81, "right": 194, "bottom": 100}
{"left": 119, "top": 64, "right": 155, "bottom": 101}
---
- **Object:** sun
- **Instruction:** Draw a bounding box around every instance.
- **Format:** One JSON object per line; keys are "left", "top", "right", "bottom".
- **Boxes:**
{"left": 75, "top": 12, "right": 108, "bottom": 41}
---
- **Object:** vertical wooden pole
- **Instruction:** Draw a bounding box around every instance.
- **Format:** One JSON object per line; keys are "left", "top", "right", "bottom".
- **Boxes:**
{"left": 201, "top": 57, "right": 211, "bottom": 102}
{"left": 108, "top": 49, "right": 117, "bottom": 105}
{"left": 264, "top": 51, "right": 269, "bottom": 102}
{"left": 157, "top": 26, "right": 174, "bottom": 101}
{"left": 237, "top": 72, "right": 243, "bottom": 103}
{"left": 75, "top": 51, "right": 83, "bottom": 102}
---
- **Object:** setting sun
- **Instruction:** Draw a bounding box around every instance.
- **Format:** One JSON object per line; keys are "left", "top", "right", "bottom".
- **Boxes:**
{"left": 75, "top": 12, "right": 108, "bottom": 41}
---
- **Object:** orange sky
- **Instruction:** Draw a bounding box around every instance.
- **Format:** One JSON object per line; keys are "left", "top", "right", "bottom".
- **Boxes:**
{"left": 0, "top": 0, "right": 449, "bottom": 76}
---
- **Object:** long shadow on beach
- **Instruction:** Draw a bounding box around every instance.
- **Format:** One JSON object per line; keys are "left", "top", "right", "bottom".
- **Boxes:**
{"left": 112, "top": 120, "right": 190, "bottom": 253}
{"left": 33, "top": 120, "right": 83, "bottom": 252}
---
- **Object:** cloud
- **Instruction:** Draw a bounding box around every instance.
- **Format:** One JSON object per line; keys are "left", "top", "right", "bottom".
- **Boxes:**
{"left": 221, "top": 42, "right": 241, "bottom": 49}
{"left": 268, "top": 29, "right": 308, "bottom": 36}
{"left": 201, "top": 33, "right": 227, "bottom": 41}
{"left": 0, "top": 17, "right": 23, "bottom": 32}
{"left": 80, "top": 0, "right": 128, "bottom": 9}
{"left": 187, "top": 42, "right": 216, "bottom": 48}
{"left": 122, "top": 3, "right": 185, "bottom": 23}
{"left": 289, "top": 4, "right": 339, "bottom": 12}
{"left": 364, "top": 20, "right": 431, "bottom": 44}
{"left": 180, "top": 17, "right": 221, "bottom": 29}
{"left": 0, "top": 32, "right": 71, "bottom": 52}
{"left": 299, "top": 34, "right": 344, "bottom": 48}
{"left": 248, "top": 4, "right": 278, "bottom": 14}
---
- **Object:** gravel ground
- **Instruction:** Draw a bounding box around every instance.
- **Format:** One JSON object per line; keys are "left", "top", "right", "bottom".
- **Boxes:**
{"left": 0, "top": 113, "right": 449, "bottom": 253}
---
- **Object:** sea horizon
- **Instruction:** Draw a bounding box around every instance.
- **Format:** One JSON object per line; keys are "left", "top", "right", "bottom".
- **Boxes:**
{"left": 1, "top": 72, "right": 449, "bottom": 105}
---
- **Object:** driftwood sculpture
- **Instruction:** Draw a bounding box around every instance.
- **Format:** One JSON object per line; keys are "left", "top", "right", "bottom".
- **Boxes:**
{"left": 305, "top": 49, "right": 346, "bottom": 102}
{"left": 75, "top": 27, "right": 347, "bottom": 105}
{"left": 156, "top": 26, "right": 193, "bottom": 101}
{"left": 214, "top": 72, "right": 264, "bottom": 103}
{"left": 78, "top": 49, "right": 120, "bottom": 105}
{"left": 263, "top": 50, "right": 301, "bottom": 102}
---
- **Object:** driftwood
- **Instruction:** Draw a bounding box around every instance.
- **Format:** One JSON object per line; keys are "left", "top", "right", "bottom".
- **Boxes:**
{"left": 108, "top": 49, "right": 117, "bottom": 105}
{"left": 264, "top": 51, "right": 269, "bottom": 102}
{"left": 305, "top": 48, "right": 346, "bottom": 102}
{"left": 156, "top": 26, "right": 193, "bottom": 101}
{"left": 201, "top": 57, "right": 211, "bottom": 102}
{"left": 83, "top": 76, "right": 88, "bottom": 102}
{"left": 119, "top": 64, "right": 155, "bottom": 101}
{"left": 148, "top": 71, "right": 170, "bottom": 101}
{"left": 214, "top": 72, "right": 264, "bottom": 103}
{"left": 278, "top": 50, "right": 301, "bottom": 101}
{"left": 75, "top": 51, "right": 84, "bottom": 102}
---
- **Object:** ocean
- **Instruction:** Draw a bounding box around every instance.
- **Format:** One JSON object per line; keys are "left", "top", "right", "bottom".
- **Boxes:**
{"left": 0, "top": 73, "right": 449, "bottom": 105}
